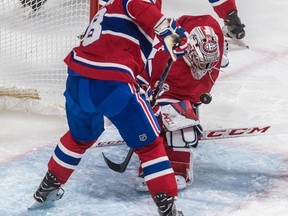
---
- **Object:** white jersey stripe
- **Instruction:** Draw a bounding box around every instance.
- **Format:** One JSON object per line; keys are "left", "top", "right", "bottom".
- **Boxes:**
{"left": 52, "top": 153, "right": 76, "bottom": 170}
{"left": 129, "top": 84, "right": 160, "bottom": 136}
{"left": 142, "top": 156, "right": 169, "bottom": 168}
{"left": 72, "top": 50, "right": 136, "bottom": 80}
{"left": 57, "top": 142, "right": 82, "bottom": 158}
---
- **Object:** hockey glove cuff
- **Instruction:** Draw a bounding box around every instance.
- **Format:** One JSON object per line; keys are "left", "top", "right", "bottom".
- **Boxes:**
{"left": 155, "top": 18, "right": 189, "bottom": 61}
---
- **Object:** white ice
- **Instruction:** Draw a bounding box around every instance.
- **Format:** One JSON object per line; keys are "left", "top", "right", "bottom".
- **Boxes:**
{"left": 1, "top": 0, "right": 288, "bottom": 215}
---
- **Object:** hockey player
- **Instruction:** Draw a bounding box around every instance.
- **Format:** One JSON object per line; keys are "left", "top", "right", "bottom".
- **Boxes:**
{"left": 135, "top": 14, "right": 228, "bottom": 191}
{"left": 209, "top": 0, "right": 246, "bottom": 39}
{"left": 30, "top": 0, "right": 189, "bottom": 215}
{"left": 100, "top": 0, "right": 246, "bottom": 39}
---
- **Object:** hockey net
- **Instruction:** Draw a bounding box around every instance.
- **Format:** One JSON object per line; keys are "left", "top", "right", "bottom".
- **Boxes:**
{"left": 0, "top": 0, "right": 98, "bottom": 115}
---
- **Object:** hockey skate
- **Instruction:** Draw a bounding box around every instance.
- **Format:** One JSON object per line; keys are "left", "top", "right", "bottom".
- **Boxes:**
{"left": 154, "top": 193, "right": 184, "bottom": 216}
{"left": 222, "top": 9, "right": 249, "bottom": 49}
{"left": 28, "top": 171, "right": 64, "bottom": 209}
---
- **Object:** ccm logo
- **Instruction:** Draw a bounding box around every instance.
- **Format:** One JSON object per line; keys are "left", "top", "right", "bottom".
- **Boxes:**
{"left": 96, "top": 140, "right": 125, "bottom": 147}
{"left": 205, "top": 126, "right": 271, "bottom": 138}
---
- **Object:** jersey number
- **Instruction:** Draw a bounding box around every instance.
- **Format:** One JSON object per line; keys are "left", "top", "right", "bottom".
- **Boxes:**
{"left": 82, "top": 8, "right": 106, "bottom": 46}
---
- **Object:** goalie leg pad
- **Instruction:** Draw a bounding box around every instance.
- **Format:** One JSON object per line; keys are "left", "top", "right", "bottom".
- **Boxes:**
{"left": 135, "top": 175, "right": 187, "bottom": 192}
{"left": 135, "top": 147, "right": 194, "bottom": 191}
{"left": 165, "top": 147, "right": 194, "bottom": 185}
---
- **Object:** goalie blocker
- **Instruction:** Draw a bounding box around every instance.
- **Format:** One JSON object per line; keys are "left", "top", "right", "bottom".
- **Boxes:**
{"left": 136, "top": 100, "right": 202, "bottom": 191}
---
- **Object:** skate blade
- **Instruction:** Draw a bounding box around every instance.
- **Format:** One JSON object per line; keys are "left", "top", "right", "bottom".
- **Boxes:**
{"left": 28, "top": 188, "right": 64, "bottom": 210}
{"left": 28, "top": 200, "right": 54, "bottom": 210}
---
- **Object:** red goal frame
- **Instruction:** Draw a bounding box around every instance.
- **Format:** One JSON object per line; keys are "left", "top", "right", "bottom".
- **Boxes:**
{"left": 90, "top": 0, "right": 99, "bottom": 21}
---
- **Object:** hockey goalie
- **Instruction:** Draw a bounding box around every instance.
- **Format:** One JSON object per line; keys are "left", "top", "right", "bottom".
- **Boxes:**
{"left": 135, "top": 14, "right": 229, "bottom": 191}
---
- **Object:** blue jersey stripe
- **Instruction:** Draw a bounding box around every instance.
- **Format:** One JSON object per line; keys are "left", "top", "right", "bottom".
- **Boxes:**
{"left": 102, "top": 15, "right": 153, "bottom": 59}
{"left": 209, "top": 0, "right": 227, "bottom": 4}
{"left": 54, "top": 145, "right": 81, "bottom": 166}
{"left": 208, "top": 0, "right": 219, "bottom": 3}
{"left": 122, "top": 0, "right": 129, "bottom": 17}
{"left": 70, "top": 51, "right": 133, "bottom": 75}
{"left": 142, "top": 160, "right": 172, "bottom": 176}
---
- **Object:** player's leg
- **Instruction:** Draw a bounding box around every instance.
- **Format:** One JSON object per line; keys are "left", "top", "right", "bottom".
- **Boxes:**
{"left": 136, "top": 101, "right": 200, "bottom": 192}
{"left": 106, "top": 83, "right": 182, "bottom": 215}
{"left": 135, "top": 132, "right": 195, "bottom": 192}
{"left": 31, "top": 73, "right": 105, "bottom": 206}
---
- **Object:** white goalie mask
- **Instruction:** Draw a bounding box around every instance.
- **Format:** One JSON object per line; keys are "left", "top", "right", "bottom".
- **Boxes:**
{"left": 184, "top": 26, "right": 220, "bottom": 80}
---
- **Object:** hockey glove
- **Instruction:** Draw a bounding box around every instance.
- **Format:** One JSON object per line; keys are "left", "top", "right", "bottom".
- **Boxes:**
{"left": 155, "top": 18, "right": 189, "bottom": 61}
{"left": 223, "top": 9, "right": 246, "bottom": 39}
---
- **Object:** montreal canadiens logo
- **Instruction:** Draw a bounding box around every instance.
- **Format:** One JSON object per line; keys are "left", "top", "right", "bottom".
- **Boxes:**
{"left": 202, "top": 41, "right": 218, "bottom": 54}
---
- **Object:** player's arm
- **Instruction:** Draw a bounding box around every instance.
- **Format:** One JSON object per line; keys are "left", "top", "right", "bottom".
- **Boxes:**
{"left": 126, "top": 0, "right": 189, "bottom": 60}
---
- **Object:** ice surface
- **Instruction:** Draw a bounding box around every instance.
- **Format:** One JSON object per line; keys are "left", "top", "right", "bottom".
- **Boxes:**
{"left": 1, "top": 0, "right": 288, "bottom": 215}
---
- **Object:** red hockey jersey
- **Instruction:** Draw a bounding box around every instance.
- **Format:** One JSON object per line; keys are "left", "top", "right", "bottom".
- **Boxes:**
{"left": 209, "top": 0, "right": 237, "bottom": 19}
{"left": 140, "top": 15, "right": 224, "bottom": 104}
{"left": 64, "top": 0, "right": 163, "bottom": 85}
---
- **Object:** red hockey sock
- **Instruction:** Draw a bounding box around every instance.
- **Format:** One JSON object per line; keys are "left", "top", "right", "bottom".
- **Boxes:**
{"left": 48, "top": 131, "right": 95, "bottom": 184}
{"left": 134, "top": 137, "right": 178, "bottom": 197}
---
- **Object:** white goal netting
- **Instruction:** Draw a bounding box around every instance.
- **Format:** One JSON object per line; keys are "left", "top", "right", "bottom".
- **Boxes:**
{"left": 0, "top": 0, "right": 93, "bottom": 114}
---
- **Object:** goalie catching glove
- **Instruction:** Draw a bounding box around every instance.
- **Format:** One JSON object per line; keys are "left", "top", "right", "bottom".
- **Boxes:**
{"left": 155, "top": 18, "right": 189, "bottom": 61}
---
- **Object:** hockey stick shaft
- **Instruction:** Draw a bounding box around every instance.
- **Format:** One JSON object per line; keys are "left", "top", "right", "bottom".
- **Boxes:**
{"left": 102, "top": 58, "right": 173, "bottom": 173}
{"left": 201, "top": 125, "right": 284, "bottom": 140}
{"left": 95, "top": 124, "right": 288, "bottom": 148}
{"left": 150, "top": 57, "right": 173, "bottom": 107}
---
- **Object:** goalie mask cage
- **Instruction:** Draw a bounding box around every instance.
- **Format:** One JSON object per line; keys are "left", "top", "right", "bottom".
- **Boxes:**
{"left": 0, "top": 0, "right": 99, "bottom": 114}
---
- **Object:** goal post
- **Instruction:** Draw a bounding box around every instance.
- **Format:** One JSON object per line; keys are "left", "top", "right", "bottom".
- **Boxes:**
{"left": 0, "top": 0, "right": 99, "bottom": 115}
{"left": 90, "top": 0, "right": 99, "bottom": 21}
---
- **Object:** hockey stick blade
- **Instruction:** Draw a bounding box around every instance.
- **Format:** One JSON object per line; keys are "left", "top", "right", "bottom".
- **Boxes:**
{"left": 102, "top": 59, "right": 173, "bottom": 173}
{"left": 102, "top": 148, "right": 134, "bottom": 173}
{"left": 226, "top": 37, "right": 249, "bottom": 49}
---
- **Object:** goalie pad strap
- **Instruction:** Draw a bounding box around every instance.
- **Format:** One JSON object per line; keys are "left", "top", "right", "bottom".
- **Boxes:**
{"left": 166, "top": 126, "right": 199, "bottom": 148}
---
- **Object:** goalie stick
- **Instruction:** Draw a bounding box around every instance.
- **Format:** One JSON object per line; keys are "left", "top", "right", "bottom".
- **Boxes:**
{"left": 102, "top": 58, "right": 174, "bottom": 173}
{"left": 97, "top": 123, "right": 288, "bottom": 172}
{"left": 96, "top": 124, "right": 288, "bottom": 147}
{"left": 95, "top": 124, "right": 288, "bottom": 148}
{"left": 226, "top": 37, "right": 249, "bottom": 49}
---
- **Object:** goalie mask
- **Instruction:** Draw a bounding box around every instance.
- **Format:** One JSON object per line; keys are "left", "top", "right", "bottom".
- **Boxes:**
{"left": 184, "top": 26, "right": 220, "bottom": 80}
